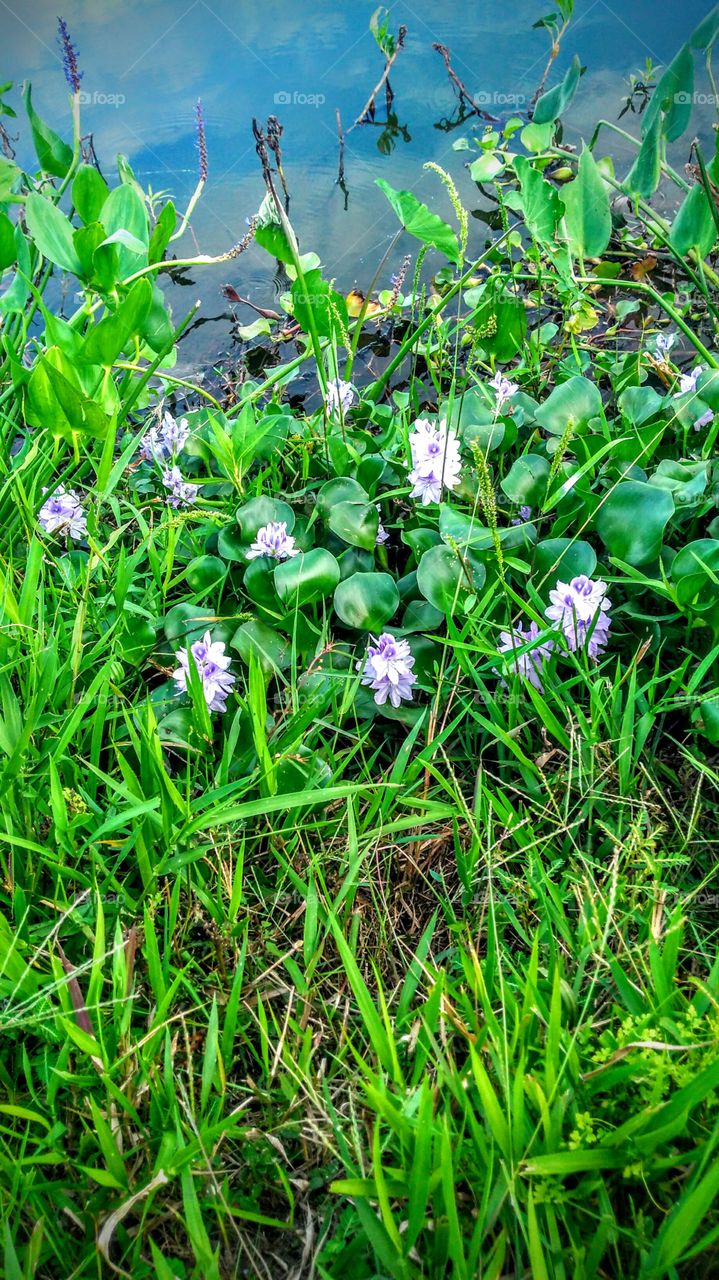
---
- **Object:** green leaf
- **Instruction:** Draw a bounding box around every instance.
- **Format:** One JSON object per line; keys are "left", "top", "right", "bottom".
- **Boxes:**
{"left": 72, "top": 165, "right": 110, "bottom": 225}
{"left": 511, "top": 156, "right": 563, "bottom": 245}
{"left": 329, "top": 501, "right": 379, "bottom": 551}
{"left": 534, "top": 538, "right": 597, "bottom": 586}
{"left": 232, "top": 619, "right": 290, "bottom": 676}
{"left": 469, "top": 152, "right": 504, "bottom": 183}
{"left": 100, "top": 184, "right": 149, "bottom": 279}
{"left": 416, "top": 543, "right": 485, "bottom": 614}
{"left": 670, "top": 184, "right": 717, "bottom": 257}
{"left": 82, "top": 278, "right": 153, "bottom": 365}
{"left": 691, "top": 4, "right": 719, "bottom": 49}
{"left": 292, "top": 269, "right": 349, "bottom": 341}
{"left": 0, "top": 211, "right": 16, "bottom": 271}
{"left": 642, "top": 43, "right": 694, "bottom": 142}
{"left": 625, "top": 109, "right": 662, "bottom": 198}
{"left": 560, "top": 146, "right": 612, "bottom": 258}
{"left": 376, "top": 178, "right": 460, "bottom": 263}
{"left": 186, "top": 555, "right": 226, "bottom": 593}
{"left": 333, "top": 571, "right": 399, "bottom": 630}
{"left": 534, "top": 375, "right": 602, "bottom": 435}
{"left": 596, "top": 481, "right": 674, "bottom": 565}
{"left": 148, "top": 200, "right": 176, "bottom": 265}
{"left": 533, "top": 54, "right": 582, "bottom": 124}
{"left": 23, "top": 83, "right": 73, "bottom": 177}
{"left": 236, "top": 496, "right": 295, "bottom": 543}
{"left": 317, "top": 476, "right": 368, "bottom": 517}
{"left": 501, "top": 454, "right": 550, "bottom": 505}
{"left": 275, "top": 548, "right": 340, "bottom": 608}
{"left": 24, "top": 192, "right": 82, "bottom": 276}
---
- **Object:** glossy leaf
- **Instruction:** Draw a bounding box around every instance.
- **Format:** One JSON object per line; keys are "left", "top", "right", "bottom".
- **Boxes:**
{"left": 333, "top": 571, "right": 399, "bottom": 630}
{"left": 376, "top": 179, "right": 460, "bottom": 264}
{"left": 275, "top": 548, "right": 340, "bottom": 608}
{"left": 596, "top": 481, "right": 674, "bottom": 565}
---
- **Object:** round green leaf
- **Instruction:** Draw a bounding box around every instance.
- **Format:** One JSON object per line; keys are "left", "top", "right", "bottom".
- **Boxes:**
{"left": 500, "top": 454, "right": 550, "bottom": 505}
{"left": 329, "top": 500, "right": 379, "bottom": 551}
{"left": 534, "top": 376, "right": 602, "bottom": 436}
{"left": 316, "top": 476, "right": 368, "bottom": 519}
{"left": 274, "top": 548, "right": 340, "bottom": 608}
{"left": 333, "top": 571, "right": 400, "bottom": 630}
{"left": 416, "top": 544, "right": 486, "bottom": 614}
{"left": 231, "top": 619, "right": 290, "bottom": 675}
{"left": 533, "top": 538, "right": 597, "bottom": 587}
{"left": 596, "top": 481, "right": 674, "bottom": 566}
{"left": 236, "top": 495, "right": 295, "bottom": 543}
{"left": 186, "top": 555, "right": 226, "bottom": 593}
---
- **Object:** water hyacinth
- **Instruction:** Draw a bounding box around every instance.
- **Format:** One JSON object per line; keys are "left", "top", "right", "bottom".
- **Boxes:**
{"left": 246, "top": 521, "right": 299, "bottom": 561}
{"left": 141, "top": 411, "right": 191, "bottom": 463}
{"left": 677, "top": 365, "right": 703, "bottom": 396}
{"left": 546, "top": 575, "right": 612, "bottom": 658}
{"left": 162, "top": 466, "right": 199, "bottom": 509}
{"left": 358, "top": 633, "right": 416, "bottom": 707}
{"left": 496, "top": 620, "right": 554, "bottom": 691}
{"left": 375, "top": 504, "right": 390, "bottom": 545}
{"left": 172, "top": 631, "right": 236, "bottom": 713}
{"left": 325, "top": 378, "right": 356, "bottom": 416}
{"left": 489, "top": 370, "right": 519, "bottom": 405}
{"left": 655, "top": 332, "right": 676, "bottom": 360}
{"left": 38, "top": 486, "right": 87, "bottom": 540}
{"left": 694, "top": 409, "right": 713, "bottom": 431}
{"left": 408, "top": 417, "right": 462, "bottom": 505}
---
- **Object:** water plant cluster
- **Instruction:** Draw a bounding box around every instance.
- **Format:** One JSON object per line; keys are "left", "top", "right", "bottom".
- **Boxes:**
{"left": 2, "top": 6, "right": 719, "bottom": 1277}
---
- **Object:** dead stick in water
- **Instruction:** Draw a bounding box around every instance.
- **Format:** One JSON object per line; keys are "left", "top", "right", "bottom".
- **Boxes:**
{"left": 432, "top": 42, "right": 498, "bottom": 122}
{"left": 347, "top": 25, "right": 407, "bottom": 134}
{"left": 336, "top": 108, "right": 346, "bottom": 185}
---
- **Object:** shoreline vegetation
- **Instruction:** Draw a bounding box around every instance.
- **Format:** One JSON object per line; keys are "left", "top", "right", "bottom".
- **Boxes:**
{"left": 2, "top": 4, "right": 719, "bottom": 1276}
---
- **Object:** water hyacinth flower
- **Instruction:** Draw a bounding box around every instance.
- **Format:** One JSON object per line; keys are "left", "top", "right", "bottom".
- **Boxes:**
{"left": 375, "top": 504, "right": 390, "bottom": 545}
{"left": 654, "top": 332, "right": 676, "bottom": 360}
{"left": 38, "top": 486, "right": 87, "bottom": 540}
{"left": 694, "top": 409, "right": 713, "bottom": 432}
{"left": 141, "top": 411, "right": 190, "bottom": 463}
{"left": 490, "top": 370, "right": 519, "bottom": 405}
{"left": 172, "top": 631, "right": 236, "bottom": 713}
{"left": 246, "top": 521, "right": 299, "bottom": 561}
{"left": 325, "top": 378, "right": 356, "bottom": 416}
{"left": 57, "top": 17, "right": 82, "bottom": 95}
{"left": 162, "top": 466, "right": 199, "bottom": 509}
{"left": 676, "top": 366, "right": 703, "bottom": 397}
{"left": 496, "top": 621, "right": 554, "bottom": 691}
{"left": 546, "top": 575, "right": 612, "bottom": 659}
{"left": 408, "top": 418, "right": 462, "bottom": 506}
{"left": 358, "top": 633, "right": 416, "bottom": 708}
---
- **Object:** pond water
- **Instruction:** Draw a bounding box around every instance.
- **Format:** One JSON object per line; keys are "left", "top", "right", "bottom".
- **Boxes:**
{"left": 3, "top": 0, "right": 715, "bottom": 370}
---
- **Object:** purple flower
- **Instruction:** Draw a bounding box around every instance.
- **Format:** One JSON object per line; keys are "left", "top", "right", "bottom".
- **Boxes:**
{"left": 676, "top": 365, "right": 703, "bottom": 397}
{"left": 490, "top": 370, "right": 519, "bottom": 405}
{"left": 162, "top": 466, "right": 199, "bottom": 509}
{"left": 655, "top": 333, "right": 676, "bottom": 360}
{"left": 325, "top": 379, "right": 356, "bottom": 416}
{"left": 546, "top": 575, "right": 612, "bottom": 659}
{"left": 358, "top": 633, "right": 416, "bottom": 708}
{"left": 511, "top": 505, "right": 532, "bottom": 526}
{"left": 38, "top": 486, "right": 87, "bottom": 540}
{"left": 172, "top": 631, "right": 236, "bottom": 713}
{"left": 694, "top": 409, "right": 713, "bottom": 432}
{"left": 496, "top": 620, "right": 553, "bottom": 691}
{"left": 141, "top": 411, "right": 190, "bottom": 463}
{"left": 376, "top": 504, "right": 390, "bottom": 545}
{"left": 408, "top": 418, "right": 462, "bottom": 505}
{"left": 57, "top": 18, "right": 82, "bottom": 95}
{"left": 246, "top": 521, "right": 299, "bottom": 561}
